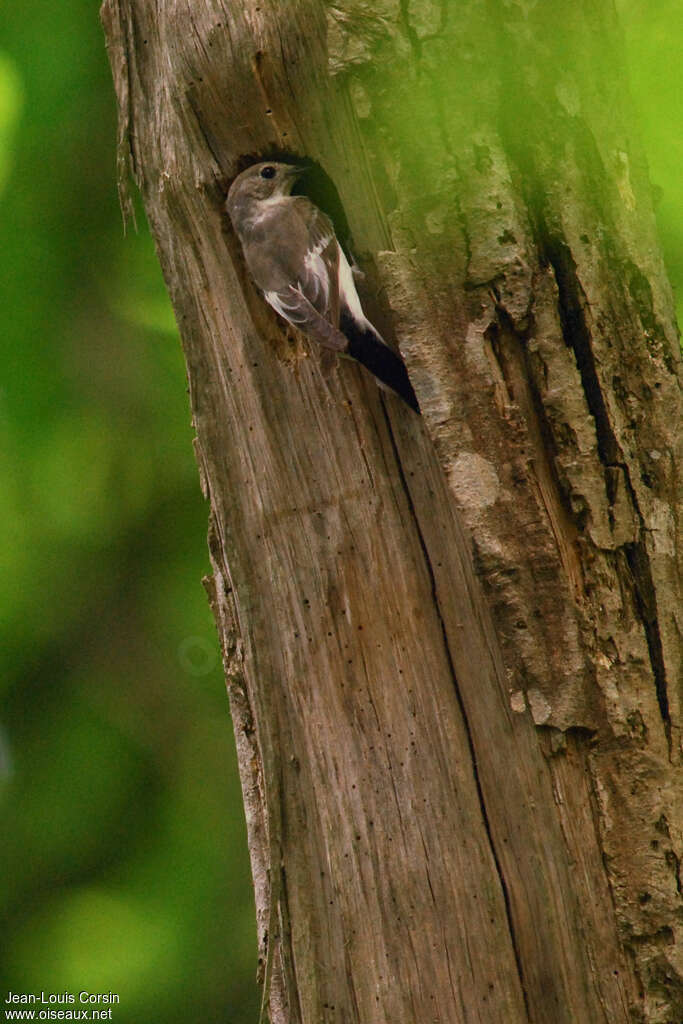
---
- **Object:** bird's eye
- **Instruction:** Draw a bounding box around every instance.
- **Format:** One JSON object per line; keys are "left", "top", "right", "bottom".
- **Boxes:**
{"left": 260, "top": 165, "right": 276, "bottom": 179}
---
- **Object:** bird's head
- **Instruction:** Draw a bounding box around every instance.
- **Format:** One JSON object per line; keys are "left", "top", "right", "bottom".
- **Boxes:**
{"left": 226, "top": 161, "right": 305, "bottom": 227}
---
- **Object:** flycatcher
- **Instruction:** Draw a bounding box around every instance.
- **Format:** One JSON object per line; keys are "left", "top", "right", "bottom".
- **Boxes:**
{"left": 226, "top": 161, "right": 420, "bottom": 413}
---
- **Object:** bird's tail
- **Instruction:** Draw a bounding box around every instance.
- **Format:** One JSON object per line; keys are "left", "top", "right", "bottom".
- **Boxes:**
{"left": 341, "top": 311, "right": 420, "bottom": 414}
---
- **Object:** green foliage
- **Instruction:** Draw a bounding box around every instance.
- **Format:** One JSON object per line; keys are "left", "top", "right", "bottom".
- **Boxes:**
{"left": 0, "top": 53, "right": 22, "bottom": 193}
{"left": 619, "top": 0, "right": 683, "bottom": 323}
{"left": 0, "top": 2, "right": 678, "bottom": 1022}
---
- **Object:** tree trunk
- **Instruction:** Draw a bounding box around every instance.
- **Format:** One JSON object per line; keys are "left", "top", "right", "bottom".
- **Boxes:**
{"left": 101, "top": 1, "right": 681, "bottom": 1021}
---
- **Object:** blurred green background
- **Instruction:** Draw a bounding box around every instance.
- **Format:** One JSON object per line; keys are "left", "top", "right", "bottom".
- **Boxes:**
{"left": 0, "top": 2, "right": 679, "bottom": 1023}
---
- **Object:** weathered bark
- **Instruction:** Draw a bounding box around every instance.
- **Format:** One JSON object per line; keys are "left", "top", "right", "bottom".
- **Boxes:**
{"left": 101, "top": 1, "right": 681, "bottom": 1022}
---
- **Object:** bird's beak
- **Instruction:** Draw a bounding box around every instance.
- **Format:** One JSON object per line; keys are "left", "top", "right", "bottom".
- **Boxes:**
{"left": 284, "top": 164, "right": 307, "bottom": 180}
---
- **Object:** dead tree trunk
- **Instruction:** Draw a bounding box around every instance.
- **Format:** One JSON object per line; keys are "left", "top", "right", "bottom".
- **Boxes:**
{"left": 101, "top": 1, "right": 681, "bottom": 1021}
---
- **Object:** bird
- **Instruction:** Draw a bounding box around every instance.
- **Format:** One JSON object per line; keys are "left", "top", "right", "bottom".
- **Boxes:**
{"left": 226, "top": 161, "right": 420, "bottom": 413}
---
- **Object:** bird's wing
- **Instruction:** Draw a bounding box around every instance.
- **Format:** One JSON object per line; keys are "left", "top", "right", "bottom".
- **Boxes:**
{"left": 242, "top": 196, "right": 420, "bottom": 410}
{"left": 245, "top": 198, "right": 341, "bottom": 325}
{"left": 264, "top": 284, "right": 349, "bottom": 352}
{"left": 288, "top": 198, "right": 341, "bottom": 325}
{"left": 245, "top": 197, "right": 348, "bottom": 349}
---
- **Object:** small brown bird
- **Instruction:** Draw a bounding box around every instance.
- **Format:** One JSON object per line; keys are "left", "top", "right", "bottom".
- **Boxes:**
{"left": 226, "top": 161, "right": 420, "bottom": 413}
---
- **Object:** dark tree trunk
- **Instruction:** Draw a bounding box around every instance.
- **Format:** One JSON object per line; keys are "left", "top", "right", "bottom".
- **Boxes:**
{"left": 102, "top": 1, "right": 682, "bottom": 1021}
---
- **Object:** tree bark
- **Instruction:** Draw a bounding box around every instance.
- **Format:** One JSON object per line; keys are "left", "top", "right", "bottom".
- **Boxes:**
{"left": 101, "top": 1, "right": 681, "bottom": 1021}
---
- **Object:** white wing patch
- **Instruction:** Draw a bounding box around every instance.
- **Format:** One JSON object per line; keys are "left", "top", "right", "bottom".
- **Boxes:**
{"left": 264, "top": 288, "right": 308, "bottom": 324}
{"left": 337, "top": 244, "right": 369, "bottom": 327}
{"left": 302, "top": 231, "right": 334, "bottom": 309}
{"left": 263, "top": 289, "right": 288, "bottom": 319}
{"left": 302, "top": 251, "right": 330, "bottom": 307}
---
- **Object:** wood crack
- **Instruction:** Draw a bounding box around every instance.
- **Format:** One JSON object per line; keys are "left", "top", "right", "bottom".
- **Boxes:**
{"left": 485, "top": 302, "right": 585, "bottom": 602}
{"left": 398, "top": 0, "right": 422, "bottom": 63}
{"left": 380, "top": 399, "right": 533, "bottom": 1023}
{"left": 185, "top": 89, "right": 223, "bottom": 169}
{"left": 542, "top": 233, "right": 670, "bottom": 731}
